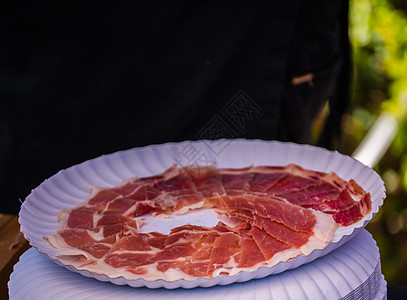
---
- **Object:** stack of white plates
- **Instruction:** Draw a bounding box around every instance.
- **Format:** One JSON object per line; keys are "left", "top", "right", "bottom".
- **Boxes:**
{"left": 10, "top": 140, "right": 388, "bottom": 299}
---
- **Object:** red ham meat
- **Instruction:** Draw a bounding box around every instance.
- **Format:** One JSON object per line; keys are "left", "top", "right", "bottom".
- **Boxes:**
{"left": 248, "top": 226, "right": 291, "bottom": 260}
{"left": 66, "top": 208, "right": 95, "bottom": 229}
{"left": 59, "top": 229, "right": 96, "bottom": 247}
{"left": 46, "top": 164, "right": 371, "bottom": 281}
{"left": 224, "top": 209, "right": 310, "bottom": 248}
{"left": 208, "top": 194, "right": 317, "bottom": 234}
{"left": 238, "top": 233, "right": 266, "bottom": 268}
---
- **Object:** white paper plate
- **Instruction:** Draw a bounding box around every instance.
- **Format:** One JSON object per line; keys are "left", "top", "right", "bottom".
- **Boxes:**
{"left": 19, "top": 139, "right": 386, "bottom": 288}
{"left": 9, "top": 230, "right": 387, "bottom": 299}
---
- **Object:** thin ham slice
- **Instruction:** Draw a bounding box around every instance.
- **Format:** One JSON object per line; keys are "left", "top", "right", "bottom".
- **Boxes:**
{"left": 248, "top": 226, "right": 292, "bottom": 260}
{"left": 209, "top": 195, "right": 317, "bottom": 234}
{"left": 66, "top": 208, "right": 95, "bottom": 229}
{"left": 238, "top": 233, "right": 265, "bottom": 268}
{"left": 224, "top": 209, "right": 310, "bottom": 248}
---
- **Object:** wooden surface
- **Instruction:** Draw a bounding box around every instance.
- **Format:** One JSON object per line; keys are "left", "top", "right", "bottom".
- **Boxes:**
{"left": 0, "top": 214, "right": 30, "bottom": 299}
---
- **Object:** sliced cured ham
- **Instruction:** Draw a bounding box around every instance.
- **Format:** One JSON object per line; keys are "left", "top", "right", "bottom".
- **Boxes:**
{"left": 45, "top": 164, "right": 371, "bottom": 281}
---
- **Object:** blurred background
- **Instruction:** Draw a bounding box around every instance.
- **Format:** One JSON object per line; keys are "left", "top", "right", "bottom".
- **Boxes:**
{"left": 322, "top": 0, "right": 407, "bottom": 286}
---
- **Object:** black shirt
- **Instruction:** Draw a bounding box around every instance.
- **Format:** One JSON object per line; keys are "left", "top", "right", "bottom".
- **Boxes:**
{"left": 0, "top": 1, "right": 349, "bottom": 213}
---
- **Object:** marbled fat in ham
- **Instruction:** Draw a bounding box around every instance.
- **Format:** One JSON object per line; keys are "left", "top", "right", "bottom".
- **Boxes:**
{"left": 46, "top": 164, "right": 371, "bottom": 281}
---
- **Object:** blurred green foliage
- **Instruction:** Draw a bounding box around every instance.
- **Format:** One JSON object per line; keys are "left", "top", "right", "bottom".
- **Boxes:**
{"left": 348, "top": 0, "right": 407, "bottom": 285}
